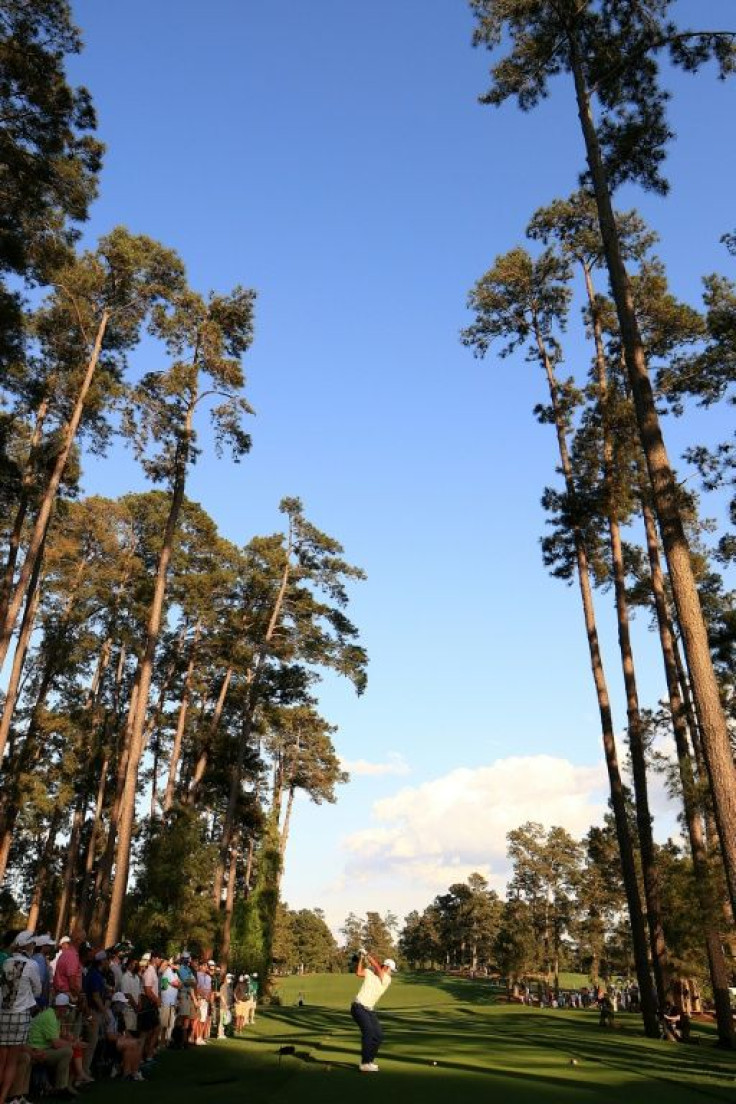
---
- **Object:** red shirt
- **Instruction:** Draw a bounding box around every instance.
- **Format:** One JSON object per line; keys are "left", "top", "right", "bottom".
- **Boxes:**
{"left": 54, "top": 946, "right": 81, "bottom": 996}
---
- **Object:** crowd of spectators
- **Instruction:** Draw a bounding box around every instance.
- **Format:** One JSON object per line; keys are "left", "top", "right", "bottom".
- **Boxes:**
{"left": 0, "top": 926, "right": 260, "bottom": 1104}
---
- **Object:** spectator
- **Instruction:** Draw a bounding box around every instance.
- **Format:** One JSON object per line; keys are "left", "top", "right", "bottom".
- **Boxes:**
{"left": 139, "top": 952, "right": 162, "bottom": 1059}
{"left": 81, "top": 951, "right": 109, "bottom": 1077}
{"left": 0, "top": 932, "right": 42, "bottom": 1104}
{"left": 103, "top": 994, "right": 145, "bottom": 1081}
{"left": 194, "top": 961, "right": 213, "bottom": 1046}
{"left": 27, "top": 992, "right": 76, "bottom": 1099}
{"left": 248, "top": 973, "right": 259, "bottom": 1024}
{"left": 120, "top": 957, "right": 141, "bottom": 1035}
{"left": 159, "top": 958, "right": 180, "bottom": 1043}
{"left": 31, "top": 935, "right": 55, "bottom": 1010}
{"left": 53, "top": 929, "right": 84, "bottom": 1006}
{"left": 175, "top": 954, "right": 196, "bottom": 1044}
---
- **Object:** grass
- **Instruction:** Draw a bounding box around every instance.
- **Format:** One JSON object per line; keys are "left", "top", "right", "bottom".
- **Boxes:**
{"left": 93, "top": 972, "right": 736, "bottom": 1104}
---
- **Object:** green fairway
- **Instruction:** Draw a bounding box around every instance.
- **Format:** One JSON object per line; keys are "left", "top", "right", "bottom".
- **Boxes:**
{"left": 97, "top": 973, "right": 736, "bottom": 1104}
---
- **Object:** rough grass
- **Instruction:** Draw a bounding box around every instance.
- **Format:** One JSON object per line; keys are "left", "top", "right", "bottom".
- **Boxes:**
{"left": 93, "top": 972, "right": 736, "bottom": 1104}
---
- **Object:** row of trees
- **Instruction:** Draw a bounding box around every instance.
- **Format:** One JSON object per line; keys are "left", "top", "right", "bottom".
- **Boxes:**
{"left": 400, "top": 821, "right": 734, "bottom": 995}
{"left": 462, "top": 0, "right": 736, "bottom": 1044}
{"left": 0, "top": 2, "right": 366, "bottom": 973}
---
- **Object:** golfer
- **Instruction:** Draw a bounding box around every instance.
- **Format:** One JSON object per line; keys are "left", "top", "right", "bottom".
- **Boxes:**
{"left": 350, "top": 950, "right": 396, "bottom": 1073}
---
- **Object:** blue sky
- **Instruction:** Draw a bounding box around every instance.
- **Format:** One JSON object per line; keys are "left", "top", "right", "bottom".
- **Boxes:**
{"left": 66, "top": 0, "right": 736, "bottom": 931}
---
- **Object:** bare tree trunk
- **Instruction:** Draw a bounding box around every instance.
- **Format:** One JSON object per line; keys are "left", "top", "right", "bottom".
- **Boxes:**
{"left": 0, "top": 311, "right": 110, "bottom": 671}
{"left": 570, "top": 39, "right": 736, "bottom": 918}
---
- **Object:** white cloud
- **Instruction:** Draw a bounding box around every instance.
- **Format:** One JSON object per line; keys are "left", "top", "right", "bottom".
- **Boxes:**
{"left": 342, "top": 754, "right": 608, "bottom": 896}
{"left": 282, "top": 750, "right": 686, "bottom": 935}
{"left": 340, "top": 751, "right": 411, "bottom": 777}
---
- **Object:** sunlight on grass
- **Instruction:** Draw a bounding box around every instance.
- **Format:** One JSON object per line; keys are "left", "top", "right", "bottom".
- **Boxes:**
{"left": 99, "top": 973, "right": 736, "bottom": 1104}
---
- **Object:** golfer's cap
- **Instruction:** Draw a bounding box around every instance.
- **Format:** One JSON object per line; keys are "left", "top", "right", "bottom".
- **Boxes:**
{"left": 59, "top": 935, "right": 71, "bottom": 945}
{"left": 94, "top": 950, "right": 108, "bottom": 962}
{"left": 226, "top": 973, "right": 233, "bottom": 980}
{"left": 54, "top": 993, "right": 73, "bottom": 1007}
{"left": 140, "top": 952, "right": 151, "bottom": 962}
{"left": 14, "top": 930, "right": 36, "bottom": 948}
{"left": 180, "top": 950, "right": 191, "bottom": 960}
{"left": 112, "top": 992, "right": 127, "bottom": 1003}
{"left": 207, "top": 959, "right": 216, "bottom": 966}
{"left": 34, "top": 934, "right": 55, "bottom": 948}
{"left": 383, "top": 958, "right": 397, "bottom": 971}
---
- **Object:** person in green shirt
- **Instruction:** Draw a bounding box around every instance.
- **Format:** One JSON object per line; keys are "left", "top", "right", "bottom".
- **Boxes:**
{"left": 27, "top": 994, "right": 75, "bottom": 1097}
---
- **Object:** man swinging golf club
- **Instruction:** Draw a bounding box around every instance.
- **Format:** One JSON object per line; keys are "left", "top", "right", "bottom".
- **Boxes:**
{"left": 350, "top": 948, "right": 396, "bottom": 1072}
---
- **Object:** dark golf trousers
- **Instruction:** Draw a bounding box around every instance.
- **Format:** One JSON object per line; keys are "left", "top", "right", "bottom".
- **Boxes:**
{"left": 351, "top": 1001, "right": 383, "bottom": 1063}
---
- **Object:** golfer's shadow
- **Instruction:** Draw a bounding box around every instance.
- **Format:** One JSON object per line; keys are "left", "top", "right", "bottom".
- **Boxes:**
{"left": 277, "top": 1045, "right": 354, "bottom": 1072}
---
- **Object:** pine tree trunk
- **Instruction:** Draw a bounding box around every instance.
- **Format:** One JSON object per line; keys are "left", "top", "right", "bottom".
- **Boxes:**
{"left": 216, "top": 550, "right": 292, "bottom": 906}
{"left": 220, "top": 829, "right": 240, "bottom": 963}
{"left": 186, "top": 665, "right": 233, "bottom": 807}
{"left": 0, "top": 312, "right": 110, "bottom": 671}
{"left": 0, "top": 644, "right": 60, "bottom": 883}
{"left": 535, "top": 327, "right": 660, "bottom": 1038}
{"left": 163, "top": 620, "right": 201, "bottom": 813}
{"left": 0, "top": 541, "right": 44, "bottom": 763}
{"left": 105, "top": 416, "right": 192, "bottom": 945}
{"left": 88, "top": 663, "right": 141, "bottom": 935}
{"left": 640, "top": 489, "right": 735, "bottom": 1046}
{"left": 27, "top": 807, "right": 62, "bottom": 930}
{"left": 56, "top": 797, "right": 85, "bottom": 940}
{"left": 569, "top": 39, "right": 736, "bottom": 919}
{"left": 0, "top": 398, "right": 49, "bottom": 638}
{"left": 586, "top": 271, "right": 670, "bottom": 1007}
{"left": 279, "top": 786, "right": 296, "bottom": 863}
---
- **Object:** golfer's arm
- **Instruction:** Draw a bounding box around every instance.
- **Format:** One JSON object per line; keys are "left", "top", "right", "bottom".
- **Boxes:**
{"left": 365, "top": 955, "right": 387, "bottom": 979}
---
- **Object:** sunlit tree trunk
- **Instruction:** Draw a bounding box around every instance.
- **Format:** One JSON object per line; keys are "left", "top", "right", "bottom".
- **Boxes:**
{"left": 0, "top": 398, "right": 48, "bottom": 637}
{"left": 569, "top": 38, "right": 736, "bottom": 918}
{"left": 105, "top": 410, "right": 193, "bottom": 944}
{"left": 640, "top": 488, "right": 735, "bottom": 1046}
{"left": 0, "top": 312, "right": 109, "bottom": 671}
{"left": 0, "top": 539, "right": 44, "bottom": 762}
{"left": 586, "top": 268, "right": 669, "bottom": 1007}
{"left": 534, "top": 324, "right": 659, "bottom": 1038}
{"left": 163, "top": 620, "right": 201, "bottom": 813}
{"left": 27, "top": 807, "right": 62, "bottom": 930}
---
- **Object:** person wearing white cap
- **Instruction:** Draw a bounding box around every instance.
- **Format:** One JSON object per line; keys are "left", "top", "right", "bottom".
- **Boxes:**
{"left": 31, "top": 935, "right": 55, "bottom": 1010}
{"left": 350, "top": 950, "right": 396, "bottom": 1073}
{"left": 0, "top": 932, "right": 42, "bottom": 1104}
{"left": 26, "top": 993, "right": 76, "bottom": 1098}
{"left": 159, "top": 959, "right": 180, "bottom": 1043}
